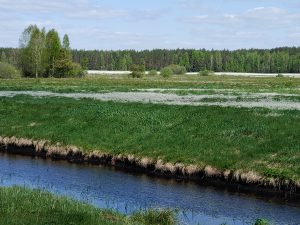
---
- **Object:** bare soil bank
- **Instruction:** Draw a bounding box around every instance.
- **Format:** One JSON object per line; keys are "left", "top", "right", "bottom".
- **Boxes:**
{"left": 0, "top": 136, "right": 299, "bottom": 197}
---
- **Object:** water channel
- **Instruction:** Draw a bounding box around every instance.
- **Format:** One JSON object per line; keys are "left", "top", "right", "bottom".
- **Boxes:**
{"left": 0, "top": 153, "right": 299, "bottom": 225}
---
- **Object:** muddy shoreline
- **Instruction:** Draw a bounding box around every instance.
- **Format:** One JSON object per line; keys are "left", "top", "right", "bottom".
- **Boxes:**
{"left": 0, "top": 136, "right": 299, "bottom": 198}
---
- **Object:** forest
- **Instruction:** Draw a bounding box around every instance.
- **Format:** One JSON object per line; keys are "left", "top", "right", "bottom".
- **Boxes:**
{"left": 1, "top": 44, "right": 300, "bottom": 74}
{"left": 72, "top": 47, "right": 300, "bottom": 73}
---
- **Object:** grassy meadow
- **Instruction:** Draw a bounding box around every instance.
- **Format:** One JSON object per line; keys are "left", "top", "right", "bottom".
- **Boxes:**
{"left": 0, "top": 94, "right": 299, "bottom": 181}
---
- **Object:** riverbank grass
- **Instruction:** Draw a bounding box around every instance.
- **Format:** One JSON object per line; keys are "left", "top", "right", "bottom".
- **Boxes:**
{"left": 0, "top": 186, "right": 176, "bottom": 225}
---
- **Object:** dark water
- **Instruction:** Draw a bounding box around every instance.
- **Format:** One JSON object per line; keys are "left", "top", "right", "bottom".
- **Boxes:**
{"left": 0, "top": 153, "right": 299, "bottom": 225}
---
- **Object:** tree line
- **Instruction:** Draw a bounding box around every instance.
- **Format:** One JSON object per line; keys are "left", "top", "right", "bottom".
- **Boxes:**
{"left": 1, "top": 38, "right": 300, "bottom": 74}
{"left": 72, "top": 48, "right": 300, "bottom": 73}
{"left": 0, "top": 25, "right": 83, "bottom": 78}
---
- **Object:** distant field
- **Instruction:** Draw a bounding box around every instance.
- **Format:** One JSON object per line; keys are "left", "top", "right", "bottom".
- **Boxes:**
{"left": 0, "top": 75, "right": 300, "bottom": 94}
{"left": 88, "top": 70, "right": 300, "bottom": 78}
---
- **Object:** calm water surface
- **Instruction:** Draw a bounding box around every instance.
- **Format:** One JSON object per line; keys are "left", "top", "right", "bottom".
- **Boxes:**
{"left": 0, "top": 153, "right": 299, "bottom": 225}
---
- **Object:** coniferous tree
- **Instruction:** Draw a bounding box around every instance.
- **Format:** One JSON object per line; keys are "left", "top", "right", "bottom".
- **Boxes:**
{"left": 62, "top": 34, "right": 70, "bottom": 50}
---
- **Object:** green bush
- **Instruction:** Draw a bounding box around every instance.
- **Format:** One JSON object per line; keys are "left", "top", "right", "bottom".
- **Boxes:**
{"left": 148, "top": 69, "right": 158, "bottom": 76}
{"left": 166, "top": 64, "right": 186, "bottom": 75}
{"left": 130, "top": 64, "right": 145, "bottom": 78}
{"left": 67, "top": 63, "right": 86, "bottom": 78}
{"left": 160, "top": 67, "right": 173, "bottom": 78}
{"left": 199, "top": 69, "right": 214, "bottom": 76}
{"left": 0, "top": 62, "right": 21, "bottom": 79}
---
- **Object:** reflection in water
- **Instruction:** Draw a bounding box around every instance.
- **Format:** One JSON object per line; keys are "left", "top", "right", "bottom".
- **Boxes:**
{"left": 0, "top": 153, "right": 299, "bottom": 225}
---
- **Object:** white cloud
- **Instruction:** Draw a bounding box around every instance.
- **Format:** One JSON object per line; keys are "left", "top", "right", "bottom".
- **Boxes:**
{"left": 247, "top": 7, "right": 265, "bottom": 12}
{"left": 224, "top": 14, "right": 237, "bottom": 19}
{"left": 66, "top": 9, "right": 128, "bottom": 20}
{"left": 246, "top": 6, "right": 286, "bottom": 19}
{"left": 0, "top": 0, "right": 128, "bottom": 20}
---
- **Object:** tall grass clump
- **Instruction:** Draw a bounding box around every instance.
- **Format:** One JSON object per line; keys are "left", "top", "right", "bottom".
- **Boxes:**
{"left": 131, "top": 209, "right": 176, "bottom": 225}
{"left": 0, "top": 62, "right": 21, "bottom": 79}
{"left": 254, "top": 219, "right": 271, "bottom": 225}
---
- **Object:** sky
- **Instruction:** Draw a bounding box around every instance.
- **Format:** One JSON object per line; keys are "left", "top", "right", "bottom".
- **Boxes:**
{"left": 1, "top": 0, "right": 300, "bottom": 50}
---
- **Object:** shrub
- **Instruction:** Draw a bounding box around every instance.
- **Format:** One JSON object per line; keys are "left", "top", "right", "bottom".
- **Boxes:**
{"left": 148, "top": 69, "right": 158, "bottom": 76}
{"left": 160, "top": 67, "right": 173, "bottom": 78}
{"left": 130, "top": 64, "right": 145, "bottom": 78}
{"left": 67, "top": 63, "right": 86, "bottom": 78}
{"left": 0, "top": 62, "right": 21, "bottom": 79}
{"left": 166, "top": 64, "right": 186, "bottom": 75}
{"left": 199, "top": 69, "right": 214, "bottom": 76}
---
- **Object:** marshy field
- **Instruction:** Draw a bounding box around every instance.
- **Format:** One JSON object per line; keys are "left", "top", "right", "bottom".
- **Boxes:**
{"left": 0, "top": 74, "right": 300, "bottom": 225}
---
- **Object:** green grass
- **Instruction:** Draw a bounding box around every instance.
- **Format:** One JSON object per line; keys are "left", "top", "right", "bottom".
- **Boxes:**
{"left": 0, "top": 186, "right": 271, "bottom": 225}
{"left": 0, "top": 95, "right": 299, "bottom": 181}
{"left": 0, "top": 186, "right": 176, "bottom": 225}
{"left": 0, "top": 75, "right": 299, "bottom": 94}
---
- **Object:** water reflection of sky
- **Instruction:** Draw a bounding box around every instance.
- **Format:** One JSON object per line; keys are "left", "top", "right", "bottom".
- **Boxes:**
{"left": 1, "top": 154, "right": 300, "bottom": 225}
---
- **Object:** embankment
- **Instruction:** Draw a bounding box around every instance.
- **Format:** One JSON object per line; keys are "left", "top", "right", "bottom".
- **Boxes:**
{"left": 0, "top": 136, "right": 299, "bottom": 196}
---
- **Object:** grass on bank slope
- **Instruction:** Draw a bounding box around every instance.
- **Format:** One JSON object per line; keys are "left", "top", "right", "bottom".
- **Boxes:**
{"left": 0, "top": 186, "right": 270, "bottom": 225}
{"left": 0, "top": 186, "right": 176, "bottom": 225}
{"left": 0, "top": 75, "right": 299, "bottom": 94}
{"left": 0, "top": 96, "right": 299, "bottom": 182}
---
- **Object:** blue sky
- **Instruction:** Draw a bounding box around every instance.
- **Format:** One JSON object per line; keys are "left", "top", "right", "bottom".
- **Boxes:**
{"left": 1, "top": 0, "right": 300, "bottom": 50}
